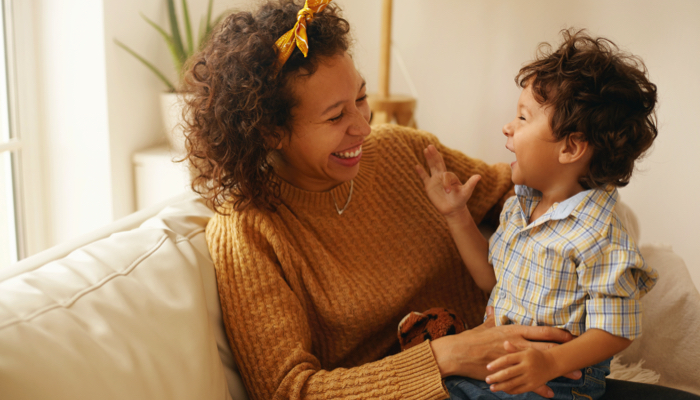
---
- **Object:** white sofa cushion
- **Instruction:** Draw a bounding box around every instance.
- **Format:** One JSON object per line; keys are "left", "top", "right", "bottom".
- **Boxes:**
{"left": 619, "top": 243, "right": 700, "bottom": 395}
{"left": 0, "top": 194, "right": 247, "bottom": 400}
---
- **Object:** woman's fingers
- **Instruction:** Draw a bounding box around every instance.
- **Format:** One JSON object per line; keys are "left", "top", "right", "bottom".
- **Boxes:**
{"left": 532, "top": 384, "right": 555, "bottom": 398}
{"left": 562, "top": 369, "right": 583, "bottom": 380}
{"left": 503, "top": 340, "right": 520, "bottom": 353}
{"left": 471, "top": 312, "right": 495, "bottom": 333}
{"left": 516, "top": 325, "right": 574, "bottom": 346}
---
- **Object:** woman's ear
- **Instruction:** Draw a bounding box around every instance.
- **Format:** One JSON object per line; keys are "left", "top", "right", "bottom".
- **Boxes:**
{"left": 267, "top": 128, "right": 286, "bottom": 150}
{"left": 559, "top": 133, "right": 592, "bottom": 165}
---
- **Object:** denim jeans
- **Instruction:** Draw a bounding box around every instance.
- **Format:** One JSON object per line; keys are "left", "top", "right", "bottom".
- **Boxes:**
{"left": 444, "top": 359, "right": 610, "bottom": 400}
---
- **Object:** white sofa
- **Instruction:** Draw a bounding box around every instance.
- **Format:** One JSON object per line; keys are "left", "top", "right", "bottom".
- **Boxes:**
{"left": 0, "top": 192, "right": 698, "bottom": 399}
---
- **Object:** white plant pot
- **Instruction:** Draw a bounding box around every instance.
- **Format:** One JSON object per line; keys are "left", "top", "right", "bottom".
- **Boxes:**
{"left": 159, "top": 92, "right": 190, "bottom": 155}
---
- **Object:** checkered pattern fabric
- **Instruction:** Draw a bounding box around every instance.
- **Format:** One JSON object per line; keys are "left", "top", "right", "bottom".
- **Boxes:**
{"left": 487, "top": 185, "right": 657, "bottom": 339}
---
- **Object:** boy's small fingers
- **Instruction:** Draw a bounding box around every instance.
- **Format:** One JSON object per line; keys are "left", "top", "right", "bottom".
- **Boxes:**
{"left": 443, "top": 172, "right": 462, "bottom": 188}
{"left": 441, "top": 174, "right": 454, "bottom": 193}
{"left": 425, "top": 145, "right": 447, "bottom": 172}
{"left": 428, "top": 164, "right": 441, "bottom": 176}
{"left": 423, "top": 147, "right": 434, "bottom": 164}
{"left": 462, "top": 175, "right": 481, "bottom": 197}
{"left": 487, "top": 363, "right": 519, "bottom": 381}
{"left": 487, "top": 352, "right": 516, "bottom": 371}
{"left": 415, "top": 164, "right": 429, "bottom": 181}
{"left": 488, "top": 373, "right": 525, "bottom": 394}
{"left": 486, "top": 360, "right": 501, "bottom": 372}
{"left": 434, "top": 147, "right": 447, "bottom": 171}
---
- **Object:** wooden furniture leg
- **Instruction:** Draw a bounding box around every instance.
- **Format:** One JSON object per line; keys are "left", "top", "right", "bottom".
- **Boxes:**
{"left": 368, "top": 0, "right": 417, "bottom": 128}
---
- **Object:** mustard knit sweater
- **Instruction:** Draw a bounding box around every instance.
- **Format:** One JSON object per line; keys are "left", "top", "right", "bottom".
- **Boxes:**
{"left": 207, "top": 125, "right": 513, "bottom": 400}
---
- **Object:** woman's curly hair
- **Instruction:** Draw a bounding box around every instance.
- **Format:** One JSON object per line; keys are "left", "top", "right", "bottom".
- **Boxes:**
{"left": 182, "top": 0, "right": 350, "bottom": 213}
{"left": 516, "top": 28, "right": 658, "bottom": 189}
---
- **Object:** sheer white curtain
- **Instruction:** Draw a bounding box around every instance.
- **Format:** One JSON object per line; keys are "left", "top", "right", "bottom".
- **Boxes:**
{"left": 0, "top": 0, "right": 19, "bottom": 268}
{"left": 0, "top": 0, "right": 48, "bottom": 267}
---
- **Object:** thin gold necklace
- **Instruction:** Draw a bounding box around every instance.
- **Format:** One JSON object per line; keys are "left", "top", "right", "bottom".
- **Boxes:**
{"left": 332, "top": 180, "right": 353, "bottom": 215}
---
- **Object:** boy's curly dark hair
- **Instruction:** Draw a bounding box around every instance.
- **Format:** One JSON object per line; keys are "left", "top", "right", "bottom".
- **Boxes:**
{"left": 516, "top": 28, "right": 658, "bottom": 189}
{"left": 182, "top": 0, "right": 350, "bottom": 213}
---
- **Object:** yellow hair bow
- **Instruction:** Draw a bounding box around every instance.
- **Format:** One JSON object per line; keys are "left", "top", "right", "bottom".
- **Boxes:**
{"left": 274, "top": 0, "right": 332, "bottom": 69}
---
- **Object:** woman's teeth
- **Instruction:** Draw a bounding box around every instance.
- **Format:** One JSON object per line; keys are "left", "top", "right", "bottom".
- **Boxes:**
{"left": 333, "top": 146, "right": 362, "bottom": 159}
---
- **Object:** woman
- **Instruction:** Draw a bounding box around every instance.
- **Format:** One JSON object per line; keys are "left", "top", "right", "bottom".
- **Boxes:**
{"left": 184, "top": 1, "right": 698, "bottom": 399}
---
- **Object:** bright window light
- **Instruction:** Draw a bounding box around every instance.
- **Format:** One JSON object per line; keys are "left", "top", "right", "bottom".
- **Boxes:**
{"left": 0, "top": 151, "right": 18, "bottom": 267}
{"left": 0, "top": 0, "right": 20, "bottom": 268}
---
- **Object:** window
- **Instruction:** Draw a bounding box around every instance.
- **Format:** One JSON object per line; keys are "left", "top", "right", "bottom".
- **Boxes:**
{"left": 0, "top": 0, "right": 44, "bottom": 268}
{"left": 0, "top": 0, "right": 19, "bottom": 268}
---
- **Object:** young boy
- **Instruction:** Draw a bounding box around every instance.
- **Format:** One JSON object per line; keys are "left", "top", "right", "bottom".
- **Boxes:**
{"left": 416, "top": 29, "right": 659, "bottom": 399}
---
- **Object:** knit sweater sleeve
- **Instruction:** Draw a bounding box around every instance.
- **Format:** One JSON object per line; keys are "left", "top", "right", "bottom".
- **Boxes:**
{"left": 206, "top": 210, "right": 448, "bottom": 400}
{"left": 381, "top": 124, "right": 514, "bottom": 225}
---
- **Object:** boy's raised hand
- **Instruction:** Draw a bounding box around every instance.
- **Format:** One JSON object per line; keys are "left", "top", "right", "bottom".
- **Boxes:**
{"left": 415, "top": 145, "right": 481, "bottom": 217}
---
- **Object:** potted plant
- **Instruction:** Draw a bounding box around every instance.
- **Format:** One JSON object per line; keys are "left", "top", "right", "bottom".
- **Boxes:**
{"left": 115, "top": 0, "right": 224, "bottom": 154}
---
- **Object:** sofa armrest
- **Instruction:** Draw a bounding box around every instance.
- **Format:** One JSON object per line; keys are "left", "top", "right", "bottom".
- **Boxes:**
{"left": 0, "top": 192, "right": 248, "bottom": 400}
{"left": 2, "top": 191, "right": 195, "bottom": 282}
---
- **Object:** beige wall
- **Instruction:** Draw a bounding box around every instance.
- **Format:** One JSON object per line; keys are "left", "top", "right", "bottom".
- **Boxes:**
{"left": 338, "top": 0, "right": 700, "bottom": 290}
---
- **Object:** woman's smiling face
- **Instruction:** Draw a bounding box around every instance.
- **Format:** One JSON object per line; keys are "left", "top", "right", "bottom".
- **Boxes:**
{"left": 273, "top": 51, "right": 371, "bottom": 192}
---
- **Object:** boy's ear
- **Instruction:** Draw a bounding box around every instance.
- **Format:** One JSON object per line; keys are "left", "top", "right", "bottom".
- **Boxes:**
{"left": 559, "top": 133, "right": 592, "bottom": 165}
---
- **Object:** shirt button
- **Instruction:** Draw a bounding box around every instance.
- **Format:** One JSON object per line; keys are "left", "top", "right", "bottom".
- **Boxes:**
{"left": 520, "top": 232, "right": 527, "bottom": 236}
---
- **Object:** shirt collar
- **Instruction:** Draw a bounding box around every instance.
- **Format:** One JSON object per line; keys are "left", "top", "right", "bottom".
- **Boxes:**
{"left": 515, "top": 184, "right": 619, "bottom": 222}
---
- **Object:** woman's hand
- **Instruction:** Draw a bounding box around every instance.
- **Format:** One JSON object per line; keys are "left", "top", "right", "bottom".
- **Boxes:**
{"left": 430, "top": 308, "right": 582, "bottom": 398}
{"left": 415, "top": 145, "right": 481, "bottom": 218}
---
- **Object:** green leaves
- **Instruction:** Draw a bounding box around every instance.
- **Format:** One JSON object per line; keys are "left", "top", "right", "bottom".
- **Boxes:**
{"left": 115, "top": 0, "right": 220, "bottom": 92}
{"left": 181, "top": 0, "right": 194, "bottom": 55}
{"left": 114, "top": 39, "right": 176, "bottom": 92}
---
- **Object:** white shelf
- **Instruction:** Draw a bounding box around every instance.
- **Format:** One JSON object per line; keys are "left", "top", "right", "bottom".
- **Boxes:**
{"left": 132, "top": 144, "right": 192, "bottom": 210}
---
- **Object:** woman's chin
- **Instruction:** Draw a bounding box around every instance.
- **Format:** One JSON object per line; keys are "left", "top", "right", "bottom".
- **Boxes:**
{"left": 327, "top": 164, "right": 361, "bottom": 185}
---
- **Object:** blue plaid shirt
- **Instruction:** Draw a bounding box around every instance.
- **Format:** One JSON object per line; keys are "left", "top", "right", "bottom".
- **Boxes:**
{"left": 487, "top": 185, "right": 657, "bottom": 339}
